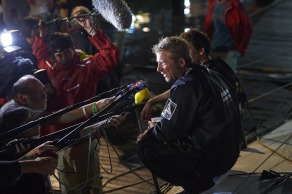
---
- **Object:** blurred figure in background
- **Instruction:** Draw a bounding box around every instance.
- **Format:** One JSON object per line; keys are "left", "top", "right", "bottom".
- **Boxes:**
{"left": 15, "top": 16, "right": 39, "bottom": 53}
{"left": 27, "top": 0, "right": 55, "bottom": 21}
{"left": 205, "top": 0, "right": 252, "bottom": 71}
{"left": 1, "top": 0, "right": 30, "bottom": 29}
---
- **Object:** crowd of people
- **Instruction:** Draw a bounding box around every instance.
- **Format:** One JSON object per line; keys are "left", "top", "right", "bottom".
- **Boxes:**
{"left": 0, "top": 0, "right": 253, "bottom": 194}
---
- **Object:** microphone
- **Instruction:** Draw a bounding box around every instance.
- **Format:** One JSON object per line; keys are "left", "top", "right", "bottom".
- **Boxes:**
{"left": 92, "top": 0, "right": 133, "bottom": 31}
{"left": 128, "top": 81, "right": 148, "bottom": 93}
{"left": 114, "top": 81, "right": 148, "bottom": 101}
{"left": 32, "top": 18, "right": 63, "bottom": 29}
{"left": 110, "top": 81, "right": 148, "bottom": 112}
{"left": 57, "top": 81, "right": 148, "bottom": 145}
{"left": 135, "top": 88, "right": 150, "bottom": 104}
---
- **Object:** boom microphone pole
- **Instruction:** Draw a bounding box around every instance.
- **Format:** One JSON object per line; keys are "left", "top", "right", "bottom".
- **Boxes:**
{"left": 56, "top": 82, "right": 147, "bottom": 146}
{"left": 33, "top": 11, "right": 100, "bottom": 29}
{"left": 0, "top": 85, "right": 124, "bottom": 143}
{"left": 1, "top": 103, "right": 135, "bottom": 155}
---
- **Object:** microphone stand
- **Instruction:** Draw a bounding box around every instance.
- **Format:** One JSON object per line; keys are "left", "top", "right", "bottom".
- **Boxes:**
{"left": 33, "top": 10, "right": 100, "bottom": 28}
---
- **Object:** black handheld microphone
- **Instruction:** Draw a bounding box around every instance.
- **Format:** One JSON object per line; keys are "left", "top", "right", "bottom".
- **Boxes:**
{"left": 114, "top": 80, "right": 148, "bottom": 103}
{"left": 56, "top": 81, "right": 148, "bottom": 145}
{"left": 92, "top": 0, "right": 133, "bottom": 31}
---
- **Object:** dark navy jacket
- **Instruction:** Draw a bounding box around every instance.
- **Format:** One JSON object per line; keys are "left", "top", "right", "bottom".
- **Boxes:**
{"left": 152, "top": 64, "right": 242, "bottom": 174}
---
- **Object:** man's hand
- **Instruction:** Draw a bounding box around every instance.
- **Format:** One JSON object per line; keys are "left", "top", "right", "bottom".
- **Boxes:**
{"left": 15, "top": 143, "right": 30, "bottom": 154}
{"left": 80, "top": 113, "right": 127, "bottom": 137}
{"left": 140, "top": 90, "right": 170, "bottom": 121}
{"left": 20, "top": 141, "right": 58, "bottom": 160}
{"left": 105, "top": 114, "right": 126, "bottom": 128}
{"left": 34, "top": 141, "right": 58, "bottom": 155}
{"left": 141, "top": 102, "right": 153, "bottom": 121}
{"left": 74, "top": 14, "right": 93, "bottom": 32}
{"left": 7, "top": 139, "right": 30, "bottom": 155}
{"left": 34, "top": 157, "right": 58, "bottom": 175}
{"left": 19, "top": 156, "right": 58, "bottom": 176}
{"left": 96, "top": 96, "right": 115, "bottom": 110}
{"left": 136, "top": 129, "right": 151, "bottom": 144}
{"left": 136, "top": 121, "right": 155, "bottom": 144}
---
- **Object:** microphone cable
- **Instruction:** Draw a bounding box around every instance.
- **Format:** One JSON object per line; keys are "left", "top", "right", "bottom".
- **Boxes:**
{"left": 54, "top": 135, "right": 101, "bottom": 193}
{"left": 99, "top": 125, "right": 155, "bottom": 188}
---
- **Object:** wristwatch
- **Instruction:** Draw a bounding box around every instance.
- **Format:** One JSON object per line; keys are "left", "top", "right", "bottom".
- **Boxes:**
{"left": 88, "top": 28, "right": 97, "bottom": 36}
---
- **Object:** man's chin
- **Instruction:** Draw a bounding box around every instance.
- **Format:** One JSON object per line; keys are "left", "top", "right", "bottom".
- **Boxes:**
{"left": 164, "top": 78, "right": 171, "bottom": 82}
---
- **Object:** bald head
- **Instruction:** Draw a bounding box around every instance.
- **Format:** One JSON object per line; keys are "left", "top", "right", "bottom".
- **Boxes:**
{"left": 13, "top": 75, "right": 47, "bottom": 111}
{"left": 13, "top": 75, "right": 40, "bottom": 97}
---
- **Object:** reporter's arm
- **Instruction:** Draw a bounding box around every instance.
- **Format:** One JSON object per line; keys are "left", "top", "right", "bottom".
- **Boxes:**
{"left": 19, "top": 141, "right": 57, "bottom": 160}
{"left": 50, "top": 97, "right": 114, "bottom": 124}
{"left": 79, "top": 114, "right": 126, "bottom": 137}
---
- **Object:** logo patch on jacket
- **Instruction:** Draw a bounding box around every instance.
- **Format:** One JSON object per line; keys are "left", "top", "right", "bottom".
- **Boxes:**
{"left": 162, "top": 99, "right": 177, "bottom": 120}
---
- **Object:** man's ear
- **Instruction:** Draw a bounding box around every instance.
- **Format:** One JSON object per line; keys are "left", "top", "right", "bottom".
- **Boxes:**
{"left": 15, "top": 93, "right": 28, "bottom": 105}
{"left": 199, "top": 48, "right": 205, "bottom": 56}
{"left": 178, "top": 58, "right": 186, "bottom": 68}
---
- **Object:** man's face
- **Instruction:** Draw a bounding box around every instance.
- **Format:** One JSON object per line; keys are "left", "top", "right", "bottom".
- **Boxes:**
{"left": 53, "top": 47, "right": 75, "bottom": 65}
{"left": 186, "top": 41, "right": 202, "bottom": 64}
{"left": 156, "top": 51, "right": 184, "bottom": 82}
{"left": 25, "top": 80, "right": 47, "bottom": 111}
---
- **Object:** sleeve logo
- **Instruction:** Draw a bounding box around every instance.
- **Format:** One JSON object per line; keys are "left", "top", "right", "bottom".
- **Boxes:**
{"left": 161, "top": 99, "right": 177, "bottom": 120}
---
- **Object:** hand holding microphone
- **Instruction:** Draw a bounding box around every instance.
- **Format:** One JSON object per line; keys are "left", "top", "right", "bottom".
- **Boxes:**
{"left": 96, "top": 96, "right": 115, "bottom": 111}
{"left": 19, "top": 141, "right": 58, "bottom": 160}
{"left": 73, "top": 12, "right": 95, "bottom": 34}
{"left": 105, "top": 114, "right": 126, "bottom": 128}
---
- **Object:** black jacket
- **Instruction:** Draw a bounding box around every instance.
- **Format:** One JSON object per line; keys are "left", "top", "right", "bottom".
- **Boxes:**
{"left": 153, "top": 64, "right": 242, "bottom": 174}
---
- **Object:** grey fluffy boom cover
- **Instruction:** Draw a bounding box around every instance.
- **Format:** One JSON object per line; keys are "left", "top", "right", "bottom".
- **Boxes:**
{"left": 92, "top": 0, "right": 132, "bottom": 31}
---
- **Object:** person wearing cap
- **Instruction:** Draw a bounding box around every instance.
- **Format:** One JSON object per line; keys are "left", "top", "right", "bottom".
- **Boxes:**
{"left": 32, "top": 14, "right": 120, "bottom": 194}
{"left": 67, "top": 5, "right": 120, "bottom": 95}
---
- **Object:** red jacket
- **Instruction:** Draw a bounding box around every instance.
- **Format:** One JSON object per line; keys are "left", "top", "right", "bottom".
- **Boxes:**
{"left": 205, "top": 0, "right": 253, "bottom": 55}
{"left": 32, "top": 29, "right": 120, "bottom": 134}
